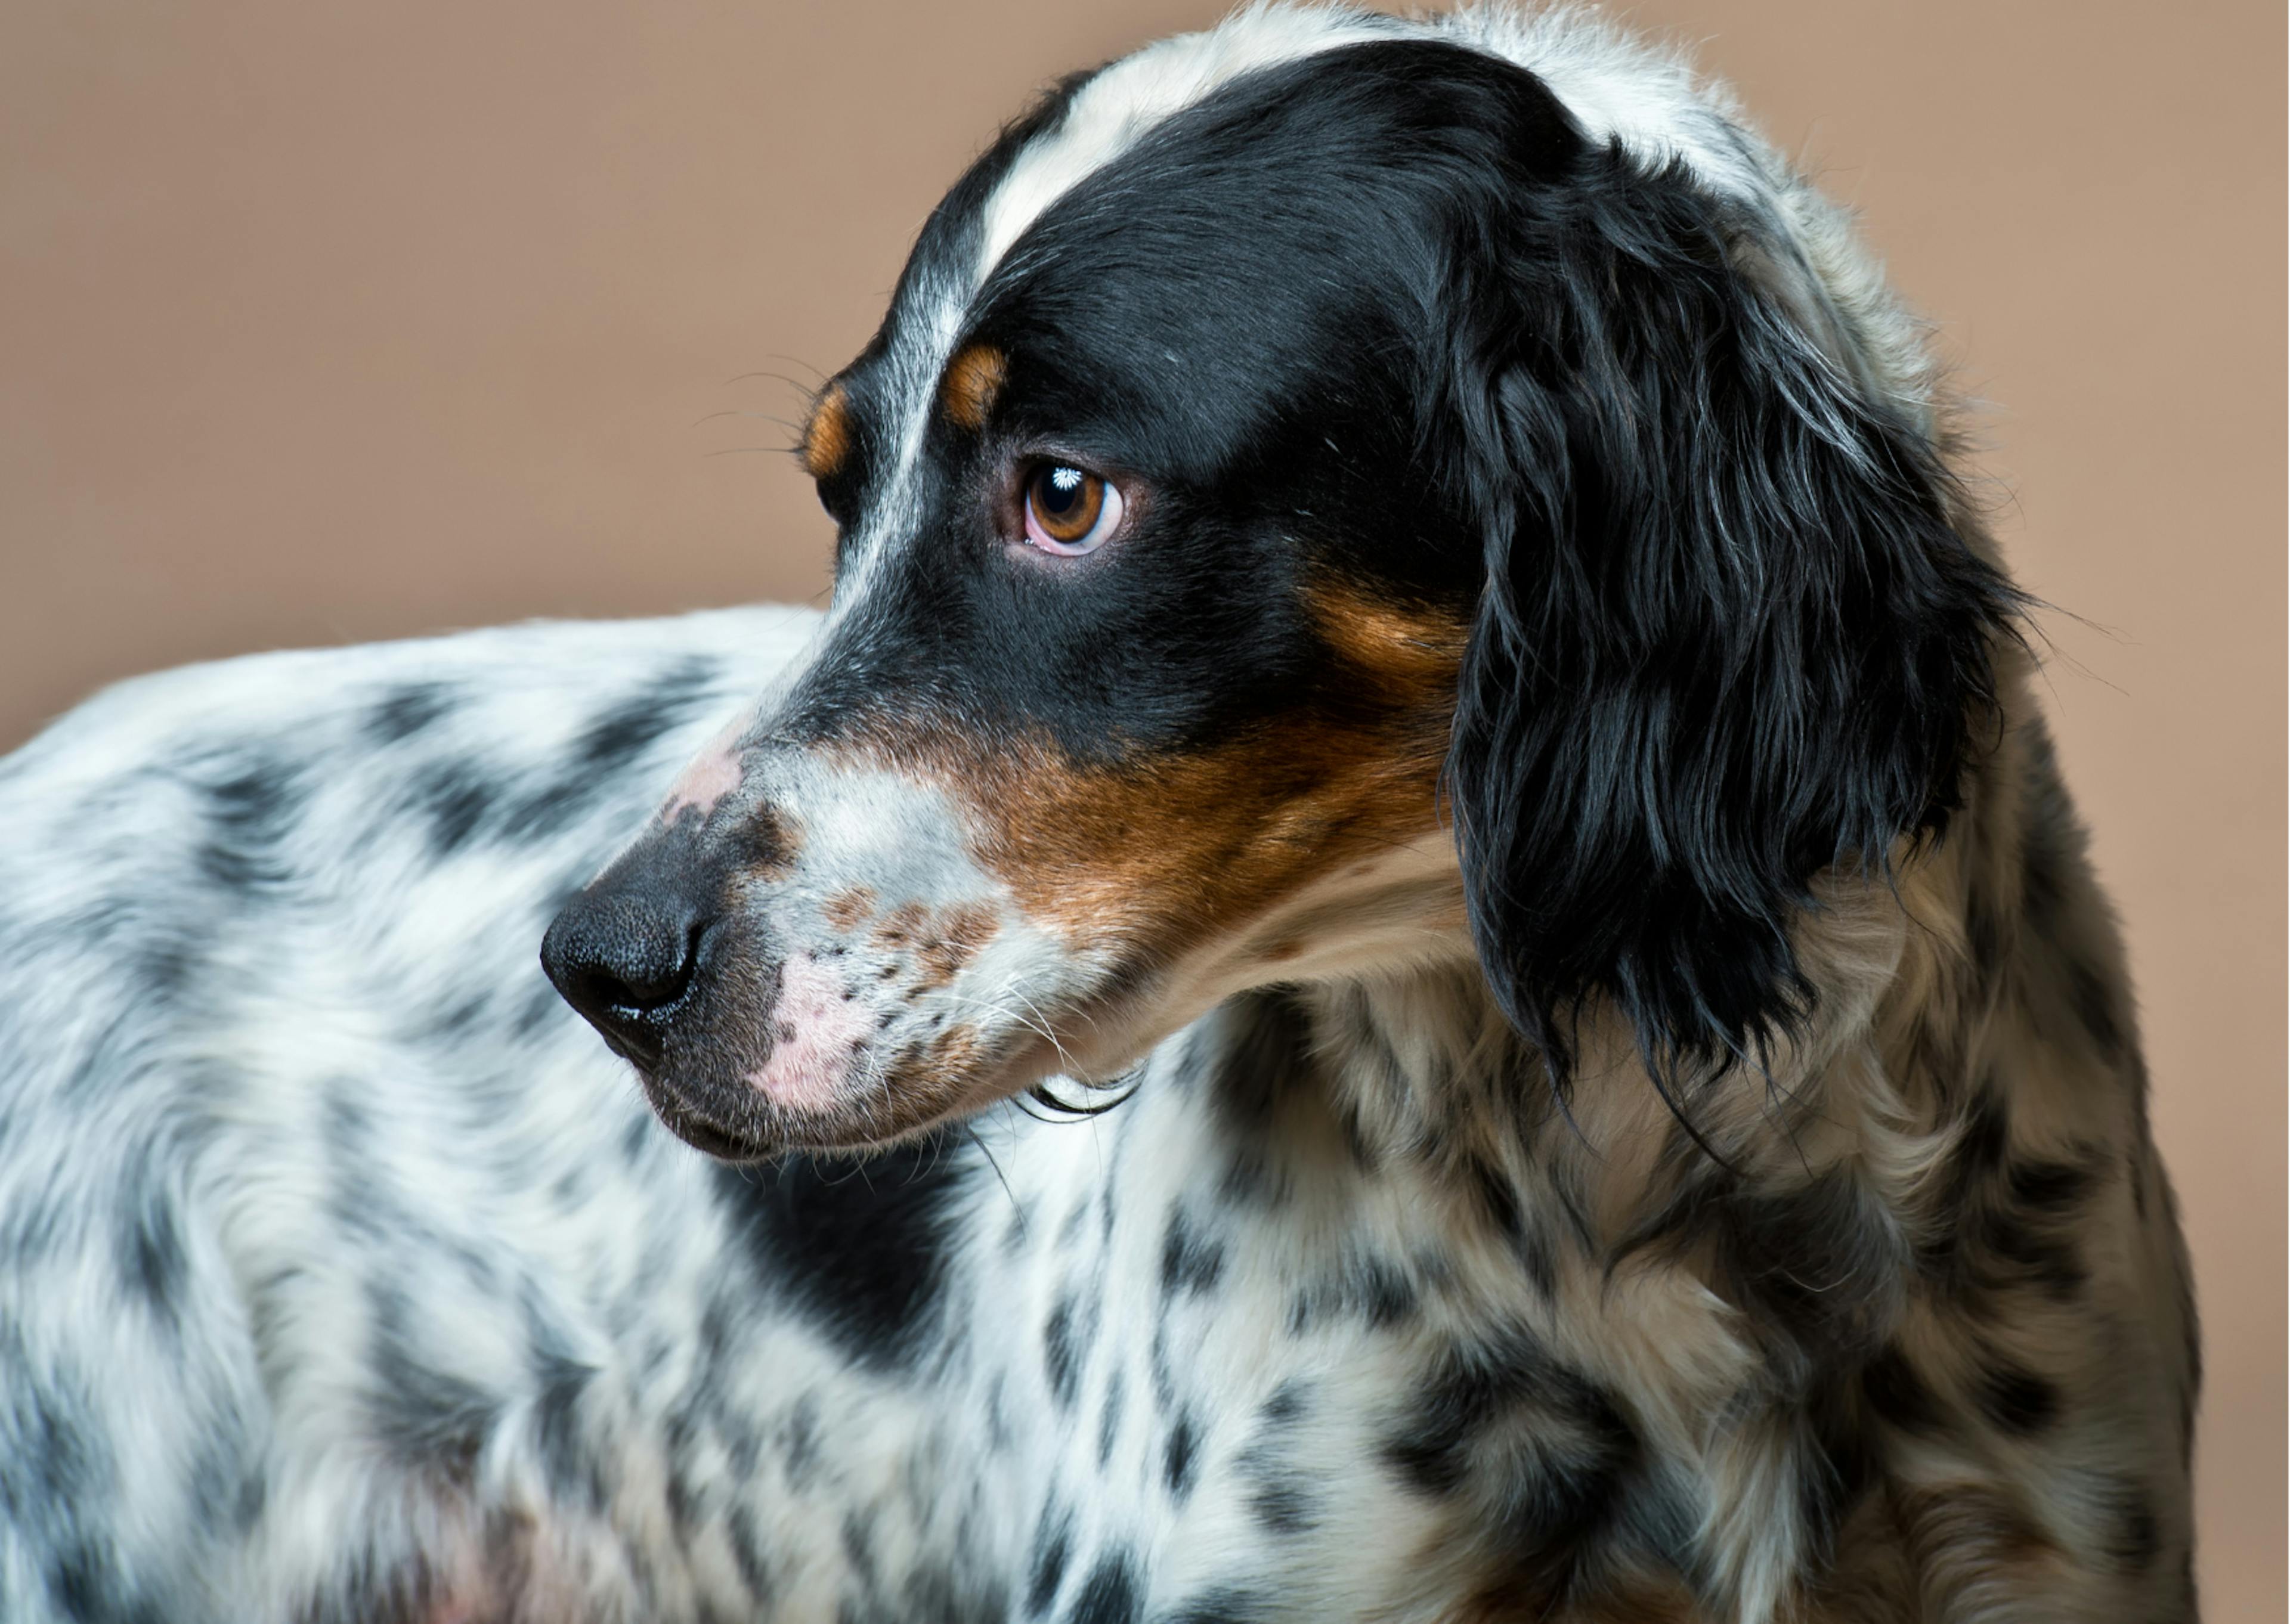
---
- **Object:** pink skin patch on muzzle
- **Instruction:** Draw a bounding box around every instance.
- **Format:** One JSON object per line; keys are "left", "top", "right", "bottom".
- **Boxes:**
{"left": 660, "top": 712, "right": 753, "bottom": 825}
{"left": 745, "top": 953, "right": 868, "bottom": 1112}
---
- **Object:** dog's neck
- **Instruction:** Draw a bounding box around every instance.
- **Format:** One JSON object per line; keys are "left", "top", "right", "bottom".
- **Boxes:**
{"left": 1207, "top": 690, "right": 2048, "bottom": 1285}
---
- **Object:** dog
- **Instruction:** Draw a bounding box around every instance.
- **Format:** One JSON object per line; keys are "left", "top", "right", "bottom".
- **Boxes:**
{"left": 0, "top": 5, "right": 2198, "bottom": 1619}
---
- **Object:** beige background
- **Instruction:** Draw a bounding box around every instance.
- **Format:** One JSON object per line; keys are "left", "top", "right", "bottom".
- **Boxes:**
{"left": 2, "top": 1, "right": 2280, "bottom": 1611}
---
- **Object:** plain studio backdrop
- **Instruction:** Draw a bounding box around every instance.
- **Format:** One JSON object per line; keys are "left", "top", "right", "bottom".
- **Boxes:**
{"left": 1, "top": 2, "right": 2280, "bottom": 1612}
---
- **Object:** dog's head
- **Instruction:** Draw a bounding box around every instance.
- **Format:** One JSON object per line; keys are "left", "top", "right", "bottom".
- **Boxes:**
{"left": 542, "top": 11, "right": 2014, "bottom": 1158}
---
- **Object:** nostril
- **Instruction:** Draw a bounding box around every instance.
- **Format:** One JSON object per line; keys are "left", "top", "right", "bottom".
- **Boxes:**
{"left": 571, "top": 926, "right": 698, "bottom": 1014}
{"left": 541, "top": 888, "right": 708, "bottom": 1060}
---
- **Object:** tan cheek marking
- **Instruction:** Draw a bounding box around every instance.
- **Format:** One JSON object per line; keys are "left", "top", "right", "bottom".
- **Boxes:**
{"left": 1304, "top": 577, "right": 1472, "bottom": 705}
{"left": 834, "top": 708, "right": 1455, "bottom": 971}
{"left": 866, "top": 901, "right": 1002, "bottom": 990}
{"left": 800, "top": 383, "right": 852, "bottom": 481}
{"left": 815, "top": 581, "right": 1466, "bottom": 972}
{"left": 914, "top": 903, "right": 1001, "bottom": 990}
{"left": 940, "top": 343, "right": 1007, "bottom": 432}
{"left": 945, "top": 586, "right": 1467, "bottom": 957}
{"left": 823, "top": 887, "right": 878, "bottom": 932}
{"left": 873, "top": 901, "right": 930, "bottom": 953}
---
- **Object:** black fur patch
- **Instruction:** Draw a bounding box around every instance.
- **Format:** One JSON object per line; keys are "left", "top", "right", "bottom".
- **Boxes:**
{"left": 118, "top": 1188, "right": 187, "bottom": 1329}
{"left": 196, "top": 758, "right": 304, "bottom": 890}
{"left": 1025, "top": 1503, "right": 1073, "bottom": 1617}
{"left": 363, "top": 682, "right": 457, "bottom": 745}
{"left": 711, "top": 1136, "right": 968, "bottom": 1372}
{"left": 1163, "top": 1410, "right": 1200, "bottom": 1501}
{"left": 1859, "top": 1344, "right": 1943, "bottom": 1436}
{"left": 1382, "top": 1329, "right": 1669, "bottom": 1574}
{"left": 1064, "top": 1553, "right": 1143, "bottom": 1624}
{"left": 1043, "top": 1292, "right": 1081, "bottom": 1411}
{"left": 1974, "top": 1359, "right": 2060, "bottom": 1436}
{"left": 1159, "top": 1210, "right": 1227, "bottom": 1299}
{"left": 576, "top": 658, "right": 723, "bottom": 772}
{"left": 410, "top": 759, "right": 496, "bottom": 856}
{"left": 2108, "top": 1481, "right": 2162, "bottom": 1573}
{"left": 1205, "top": 994, "right": 1319, "bottom": 1209}
{"left": 363, "top": 1281, "right": 500, "bottom": 1474}
{"left": 1097, "top": 1369, "right": 1125, "bottom": 1468}
{"left": 1162, "top": 1592, "right": 1266, "bottom": 1624}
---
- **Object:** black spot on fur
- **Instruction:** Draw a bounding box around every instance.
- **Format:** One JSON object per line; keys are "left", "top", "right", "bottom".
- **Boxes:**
{"left": 1260, "top": 1380, "right": 1308, "bottom": 1427}
{"left": 1044, "top": 1293, "right": 1081, "bottom": 1411}
{"left": 1944, "top": 1086, "right": 2011, "bottom": 1205}
{"left": 364, "top": 1282, "right": 500, "bottom": 1474}
{"left": 577, "top": 658, "right": 722, "bottom": 772}
{"left": 1163, "top": 1411, "right": 1200, "bottom": 1501}
{"left": 1356, "top": 1259, "right": 1417, "bottom": 1327}
{"left": 1206, "top": 992, "right": 1317, "bottom": 1208}
{"left": 411, "top": 760, "right": 496, "bottom": 856}
{"left": 119, "top": 1192, "right": 186, "bottom": 1328}
{"left": 196, "top": 759, "right": 303, "bottom": 889}
{"left": 1025, "top": 1504, "right": 1072, "bottom": 1617}
{"left": 2108, "top": 1481, "right": 2162, "bottom": 1573}
{"left": 1975, "top": 1360, "right": 2059, "bottom": 1436}
{"left": 1926, "top": 1102, "right": 2097, "bottom": 1302}
{"left": 1963, "top": 885, "right": 2006, "bottom": 984}
{"left": 1064, "top": 1554, "right": 1143, "bottom": 1624}
{"left": 1158, "top": 1211, "right": 1226, "bottom": 1298}
{"left": 364, "top": 682, "right": 457, "bottom": 745}
{"left": 48, "top": 1540, "right": 166, "bottom": 1624}
{"left": 1097, "top": 1369, "right": 1125, "bottom": 1468}
{"left": 782, "top": 1393, "right": 823, "bottom": 1492}
{"left": 1382, "top": 1330, "right": 1660, "bottom": 1570}
{"left": 1859, "top": 1343, "right": 1943, "bottom": 1435}
{"left": 1162, "top": 1591, "right": 1266, "bottom": 1624}
{"left": 1974, "top": 1203, "right": 2087, "bottom": 1300}
{"left": 530, "top": 1353, "right": 599, "bottom": 1511}
{"left": 711, "top": 1136, "right": 966, "bottom": 1373}
{"left": 499, "top": 779, "right": 598, "bottom": 844}
{"left": 2007, "top": 1155, "right": 2095, "bottom": 1211}
{"left": 1245, "top": 1476, "right": 1317, "bottom": 1535}
{"left": 2061, "top": 949, "right": 2127, "bottom": 1061}
{"left": 8, "top": 1365, "right": 112, "bottom": 1511}
{"left": 726, "top": 1508, "right": 775, "bottom": 1603}
{"left": 1640, "top": 1166, "right": 1905, "bottom": 1366}
{"left": 1471, "top": 1157, "right": 1556, "bottom": 1296}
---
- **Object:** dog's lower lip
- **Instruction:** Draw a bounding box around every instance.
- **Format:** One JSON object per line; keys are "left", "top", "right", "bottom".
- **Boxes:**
{"left": 634, "top": 1072, "right": 778, "bottom": 1161}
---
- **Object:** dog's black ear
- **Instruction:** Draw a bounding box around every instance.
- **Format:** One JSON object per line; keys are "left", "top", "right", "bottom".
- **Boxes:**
{"left": 1440, "top": 151, "right": 2017, "bottom": 1093}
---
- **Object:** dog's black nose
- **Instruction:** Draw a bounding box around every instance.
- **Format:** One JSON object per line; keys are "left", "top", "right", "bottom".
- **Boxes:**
{"left": 541, "top": 882, "right": 707, "bottom": 1067}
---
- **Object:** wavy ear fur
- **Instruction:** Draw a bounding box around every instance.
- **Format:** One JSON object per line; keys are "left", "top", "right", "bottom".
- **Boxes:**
{"left": 1440, "top": 145, "right": 2019, "bottom": 1095}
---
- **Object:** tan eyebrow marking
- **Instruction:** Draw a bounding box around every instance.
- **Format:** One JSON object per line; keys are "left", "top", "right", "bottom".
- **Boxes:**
{"left": 800, "top": 383, "right": 853, "bottom": 480}
{"left": 940, "top": 343, "right": 1008, "bottom": 431}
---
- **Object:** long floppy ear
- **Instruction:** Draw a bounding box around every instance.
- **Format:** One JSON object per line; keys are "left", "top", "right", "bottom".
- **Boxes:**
{"left": 1441, "top": 150, "right": 2019, "bottom": 1095}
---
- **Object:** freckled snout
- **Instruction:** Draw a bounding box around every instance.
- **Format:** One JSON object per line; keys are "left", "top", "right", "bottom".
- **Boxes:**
{"left": 543, "top": 733, "right": 1100, "bottom": 1156}
{"left": 540, "top": 868, "right": 711, "bottom": 1070}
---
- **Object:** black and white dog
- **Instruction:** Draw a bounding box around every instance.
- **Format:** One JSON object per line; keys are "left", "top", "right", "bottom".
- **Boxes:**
{"left": 0, "top": 5, "right": 2196, "bottom": 1620}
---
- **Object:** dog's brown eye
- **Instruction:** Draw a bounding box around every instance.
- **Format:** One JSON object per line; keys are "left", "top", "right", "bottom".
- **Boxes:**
{"left": 1022, "top": 463, "right": 1122, "bottom": 555}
